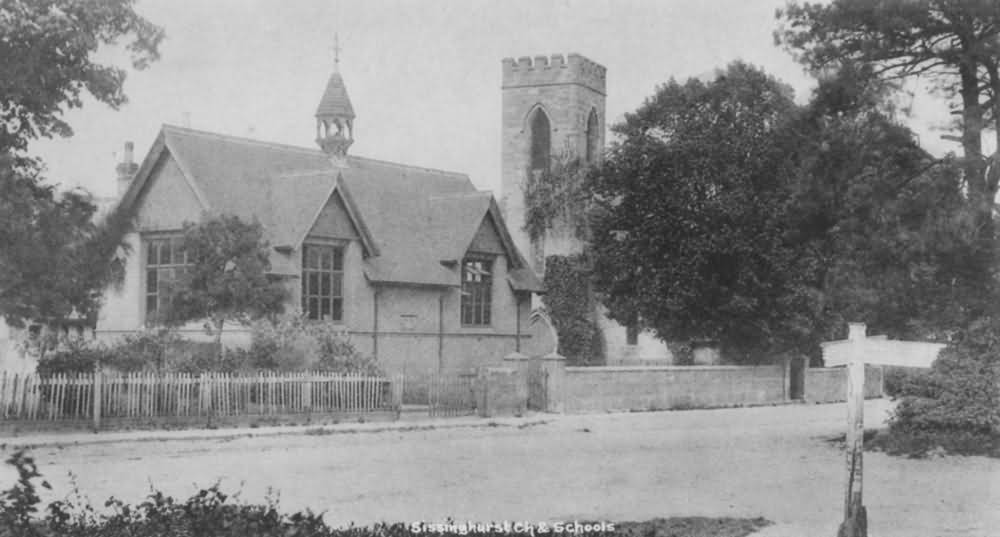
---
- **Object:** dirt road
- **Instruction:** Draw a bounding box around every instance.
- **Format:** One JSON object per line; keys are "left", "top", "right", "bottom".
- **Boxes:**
{"left": 8, "top": 400, "right": 998, "bottom": 536}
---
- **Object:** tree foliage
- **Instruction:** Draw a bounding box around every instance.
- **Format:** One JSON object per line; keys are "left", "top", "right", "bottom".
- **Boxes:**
{"left": 0, "top": 159, "right": 135, "bottom": 328}
{"left": 776, "top": 0, "right": 1000, "bottom": 237}
{"left": 587, "top": 62, "right": 801, "bottom": 362}
{"left": 587, "top": 61, "right": 985, "bottom": 362}
{"left": 778, "top": 4, "right": 1000, "bottom": 434}
{"left": 0, "top": 0, "right": 164, "bottom": 155}
{"left": 162, "top": 216, "right": 288, "bottom": 358}
{"left": 0, "top": 0, "right": 162, "bottom": 328}
{"left": 780, "top": 65, "right": 992, "bottom": 343}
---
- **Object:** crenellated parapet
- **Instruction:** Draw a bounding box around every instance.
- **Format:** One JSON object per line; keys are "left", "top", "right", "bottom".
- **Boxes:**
{"left": 502, "top": 53, "right": 606, "bottom": 96}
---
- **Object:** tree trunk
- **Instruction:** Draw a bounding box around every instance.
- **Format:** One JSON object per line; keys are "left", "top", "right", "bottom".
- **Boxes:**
{"left": 958, "top": 62, "right": 990, "bottom": 239}
{"left": 986, "top": 64, "right": 1000, "bottom": 228}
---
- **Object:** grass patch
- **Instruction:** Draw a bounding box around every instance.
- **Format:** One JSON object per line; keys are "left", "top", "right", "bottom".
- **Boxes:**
{"left": 616, "top": 517, "right": 771, "bottom": 537}
{"left": 826, "top": 428, "right": 1000, "bottom": 459}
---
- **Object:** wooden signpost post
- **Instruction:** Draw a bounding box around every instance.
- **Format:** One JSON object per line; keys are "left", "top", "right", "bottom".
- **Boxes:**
{"left": 838, "top": 323, "right": 867, "bottom": 537}
{"left": 829, "top": 323, "right": 945, "bottom": 537}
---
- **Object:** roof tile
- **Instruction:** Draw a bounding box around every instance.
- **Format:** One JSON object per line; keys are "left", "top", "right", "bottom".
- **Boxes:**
{"left": 315, "top": 72, "right": 355, "bottom": 119}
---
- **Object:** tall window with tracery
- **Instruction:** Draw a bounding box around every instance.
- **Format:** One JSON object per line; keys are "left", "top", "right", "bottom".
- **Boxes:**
{"left": 585, "top": 108, "right": 600, "bottom": 163}
{"left": 529, "top": 108, "right": 551, "bottom": 173}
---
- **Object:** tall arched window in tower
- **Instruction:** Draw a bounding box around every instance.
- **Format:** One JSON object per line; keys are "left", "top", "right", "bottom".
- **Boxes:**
{"left": 529, "top": 108, "right": 551, "bottom": 173}
{"left": 585, "top": 109, "right": 600, "bottom": 163}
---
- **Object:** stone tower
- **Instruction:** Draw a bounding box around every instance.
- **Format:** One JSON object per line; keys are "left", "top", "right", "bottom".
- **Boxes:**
{"left": 499, "top": 53, "right": 673, "bottom": 364}
{"left": 500, "top": 53, "right": 607, "bottom": 272}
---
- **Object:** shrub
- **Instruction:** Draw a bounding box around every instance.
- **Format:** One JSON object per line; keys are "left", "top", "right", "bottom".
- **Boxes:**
{"left": 167, "top": 340, "right": 241, "bottom": 374}
{"left": 37, "top": 330, "right": 249, "bottom": 376}
{"left": 882, "top": 366, "right": 934, "bottom": 398}
{"left": 34, "top": 317, "right": 382, "bottom": 376}
{"left": 36, "top": 329, "right": 182, "bottom": 376}
{"left": 0, "top": 451, "right": 48, "bottom": 537}
{"left": 311, "top": 323, "right": 381, "bottom": 375}
{"left": 35, "top": 339, "right": 111, "bottom": 377}
{"left": 866, "top": 428, "right": 1000, "bottom": 459}
{"left": 240, "top": 314, "right": 383, "bottom": 375}
{"left": 890, "top": 316, "right": 1000, "bottom": 434}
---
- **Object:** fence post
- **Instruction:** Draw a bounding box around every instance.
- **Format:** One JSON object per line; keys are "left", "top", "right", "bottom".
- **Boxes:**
{"left": 92, "top": 363, "right": 102, "bottom": 433}
{"left": 394, "top": 375, "right": 403, "bottom": 418}
{"left": 302, "top": 372, "right": 312, "bottom": 414}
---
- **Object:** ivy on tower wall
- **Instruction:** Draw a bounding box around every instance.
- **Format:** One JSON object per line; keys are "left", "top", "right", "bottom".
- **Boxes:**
{"left": 542, "top": 254, "right": 605, "bottom": 366}
{"left": 523, "top": 152, "right": 607, "bottom": 365}
{"left": 522, "top": 156, "right": 591, "bottom": 243}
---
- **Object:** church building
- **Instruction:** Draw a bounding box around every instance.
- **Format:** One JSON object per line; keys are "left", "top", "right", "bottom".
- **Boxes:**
{"left": 94, "top": 58, "right": 545, "bottom": 375}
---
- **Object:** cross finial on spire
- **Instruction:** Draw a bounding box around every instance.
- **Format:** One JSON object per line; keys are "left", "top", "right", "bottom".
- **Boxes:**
{"left": 333, "top": 32, "right": 341, "bottom": 73}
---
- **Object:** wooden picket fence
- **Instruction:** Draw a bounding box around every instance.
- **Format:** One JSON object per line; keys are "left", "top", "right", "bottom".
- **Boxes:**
{"left": 0, "top": 371, "right": 403, "bottom": 424}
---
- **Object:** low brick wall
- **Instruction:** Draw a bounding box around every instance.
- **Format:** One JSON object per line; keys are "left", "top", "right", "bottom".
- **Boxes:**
{"left": 804, "top": 366, "right": 883, "bottom": 403}
{"left": 562, "top": 365, "right": 787, "bottom": 414}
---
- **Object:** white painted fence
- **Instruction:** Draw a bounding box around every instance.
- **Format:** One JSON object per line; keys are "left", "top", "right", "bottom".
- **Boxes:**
{"left": 0, "top": 371, "right": 403, "bottom": 423}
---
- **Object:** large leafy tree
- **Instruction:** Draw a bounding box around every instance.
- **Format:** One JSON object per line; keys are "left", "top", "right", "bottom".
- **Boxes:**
{"left": 779, "top": 66, "right": 984, "bottom": 343}
{"left": 587, "top": 62, "right": 980, "bottom": 362}
{"left": 776, "top": 0, "right": 1000, "bottom": 239}
{"left": 777, "top": 2, "right": 1000, "bottom": 438}
{"left": 163, "top": 216, "right": 288, "bottom": 359}
{"left": 587, "top": 62, "right": 801, "bottom": 362}
{"left": 0, "top": 0, "right": 163, "bottom": 328}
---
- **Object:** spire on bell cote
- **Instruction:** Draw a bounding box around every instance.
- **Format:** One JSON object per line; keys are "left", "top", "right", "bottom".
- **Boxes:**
{"left": 315, "top": 34, "right": 355, "bottom": 164}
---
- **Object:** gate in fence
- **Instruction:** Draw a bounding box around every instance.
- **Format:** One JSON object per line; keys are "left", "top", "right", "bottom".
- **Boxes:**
{"left": 525, "top": 361, "right": 548, "bottom": 411}
{"left": 401, "top": 371, "right": 479, "bottom": 417}
{"left": 0, "top": 371, "right": 403, "bottom": 428}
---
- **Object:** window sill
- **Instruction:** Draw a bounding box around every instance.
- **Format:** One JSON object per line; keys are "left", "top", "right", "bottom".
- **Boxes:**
{"left": 458, "top": 325, "right": 496, "bottom": 334}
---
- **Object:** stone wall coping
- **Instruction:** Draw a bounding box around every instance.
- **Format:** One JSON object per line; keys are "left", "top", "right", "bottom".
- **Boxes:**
{"left": 565, "top": 364, "right": 783, "bottom": 373}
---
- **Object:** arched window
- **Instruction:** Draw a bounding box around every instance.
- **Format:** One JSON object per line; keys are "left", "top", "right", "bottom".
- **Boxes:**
{"left": 529, "top": 108, "right": 551, "bottom": 172}
{"left": 585, "top": 109, "right": 600, "bottom": 163}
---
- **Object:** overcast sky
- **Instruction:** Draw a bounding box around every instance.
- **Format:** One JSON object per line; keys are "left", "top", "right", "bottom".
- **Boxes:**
{"left": 31, "top": 0, "right": 957, "bottom": 200}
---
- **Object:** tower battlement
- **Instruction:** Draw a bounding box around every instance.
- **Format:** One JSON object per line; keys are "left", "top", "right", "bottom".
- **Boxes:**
{"left": 502, "top": 53, "right": 606, "bottom": 96}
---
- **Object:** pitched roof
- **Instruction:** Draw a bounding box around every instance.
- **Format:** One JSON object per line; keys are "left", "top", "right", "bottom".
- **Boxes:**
{"left": 121, "top": 125, "right": 541, "bottom": 290}
{"left": 315, "top": 72, "right": 355, "bottom": 120}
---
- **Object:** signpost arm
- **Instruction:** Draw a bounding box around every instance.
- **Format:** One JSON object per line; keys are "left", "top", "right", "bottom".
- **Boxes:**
{"left": 838, "top": 323, "right": 867, "bottom": 537}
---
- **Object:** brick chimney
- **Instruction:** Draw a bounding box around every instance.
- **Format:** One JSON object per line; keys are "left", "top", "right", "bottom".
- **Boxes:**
{"left": 115, "top": 141, "right": 139, "bottom": 197}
